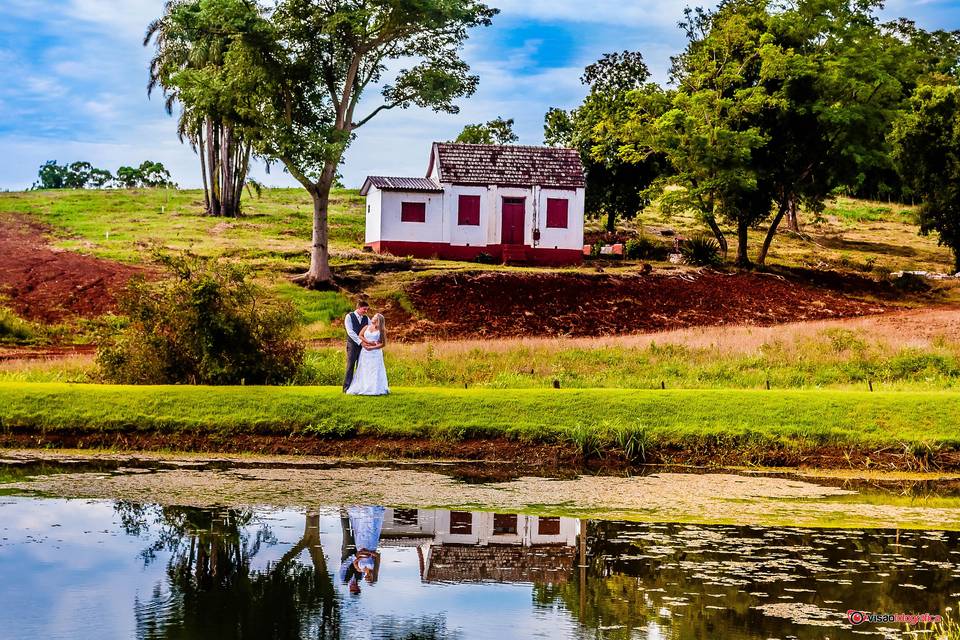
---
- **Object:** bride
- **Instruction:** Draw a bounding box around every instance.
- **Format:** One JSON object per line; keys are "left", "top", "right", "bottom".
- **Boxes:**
{"left": 346, "top": 313, "right": 390, "bottom": 396}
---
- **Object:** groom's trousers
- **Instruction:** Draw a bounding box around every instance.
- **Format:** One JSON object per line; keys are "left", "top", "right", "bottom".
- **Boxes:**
{"left": 343, "top": 341, "right": 362, "bottom": 391}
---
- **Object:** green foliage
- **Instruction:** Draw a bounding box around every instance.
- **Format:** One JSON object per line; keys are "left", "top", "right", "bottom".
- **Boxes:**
{"left": 545, "top": 52, "right": 669, "bottom": 232}
{"left": 115, "top": 161, "right": 175, "bottom": 189}
{"left": 455, "top": 117, "right": 518, "bottom": 145}
{"left": 97, "top": 252, "right": 304, "bottom": 384}
{"left": 474, "top": 252, "right": 497, "bottom": 264}
{"left": 625, "top": 235, "right": 668, "bottom": 261}
{"left": 34, "top": 160, "right": 114, "bottom": 190}
{"left": 681, "top": 235, "right": 722, "bottom": 266}
{"left": 0, "top": 307, "right": 38, "bottom": 344}
{"left": 892, "top": 82, "right": 960, "bottom": 271}
{"left": 33, "top": 160, "right": 171, "bottom": 190}
{"left": 144, "top": 0, "right": 263, "bottom": 217}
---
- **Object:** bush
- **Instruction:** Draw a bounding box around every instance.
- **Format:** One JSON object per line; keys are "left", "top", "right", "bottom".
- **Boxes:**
{"left": 97, "top": 252, "right": 304, "bottom": 385}
{"left": 0, "top": 306, "right": 38, "bottom": 344}
{"left": 681, "top": 235, "right": 722, "bottom": 266}
{"left": 625, "top": 235, "right": 669, "bottom": 261}
{"left": 475, "top": 252, "right": 497, "bottom": 264}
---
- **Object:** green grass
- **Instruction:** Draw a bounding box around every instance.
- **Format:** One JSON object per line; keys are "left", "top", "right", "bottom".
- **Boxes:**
{"left": 2, "top": 384, "right": 959, "bottom": 456}
{"left": 289, "top": 329, "right": 960, "bottom": 391}
{"left": 7, "top": 325, "right": 960, "bottom": 390}
{"left": 0, "top": 187, "right": 365, "bottom": 262}
{"left": 0, "top": 187, "right": 366, "bottom": 338}
{"left": 0, "top": 307, "right": 39, "bottom": 344}
{"left": 270, "top": 283, "right": 353, "bottom": 338}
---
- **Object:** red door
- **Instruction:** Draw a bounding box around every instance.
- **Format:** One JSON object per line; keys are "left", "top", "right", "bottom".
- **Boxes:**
{"left": 501, "top": 198, "right": 525, "bottom": 245}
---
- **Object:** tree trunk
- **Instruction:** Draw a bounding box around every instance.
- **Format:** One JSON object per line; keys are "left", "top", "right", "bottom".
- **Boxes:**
{"left": 220, "top": 123, "right": 234, "bottom": 217}
{"left": 757, "top": 198, "right": 790, "bottom": 267}
{"left": 735, "top": 220, "right": 751, "bottom": 268}
{"left": 235, "top": 143, "right": 251, "bottom": 214}
{"left": 198, "top": 125, "right": 210, "bottom": 215}
{"left": 704, "top": 215, "right": 728, "bottom": 256}
{"left": 207, "top": 118, "right": 221, "bottom": 216}
{"left": 786, "top": 198, "right": 800, "bottom": 232}
{"left": 293, "top": 162, "right": 338, "bottom": 289}
{"left": 605, "top": 208, "right": 615, "bottom": 233}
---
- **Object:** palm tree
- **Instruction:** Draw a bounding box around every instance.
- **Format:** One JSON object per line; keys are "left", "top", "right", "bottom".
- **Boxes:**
{"left": 144, "top": 0, "right": 258, "bottom": 217}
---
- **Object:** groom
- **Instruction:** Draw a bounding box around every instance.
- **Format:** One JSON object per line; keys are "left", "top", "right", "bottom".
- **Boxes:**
{"left": 343, "top": 298, "right": 370, "bottom": 392}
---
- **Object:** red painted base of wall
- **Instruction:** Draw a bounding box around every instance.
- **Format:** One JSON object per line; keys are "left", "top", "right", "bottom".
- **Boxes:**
{"left": 366, "top": 241, "right": 583, "bottom": 266}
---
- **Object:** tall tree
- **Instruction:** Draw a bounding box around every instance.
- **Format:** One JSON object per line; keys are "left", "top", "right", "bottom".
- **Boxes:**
{"left": 647, "top": 1, "right": 776, "bottom": 266}
{"left": 754, "top": 3, "right": 960, "bottom": 263}
{"left": 145, "top": 0, "right": 266, "bottom": 217}
{"left": 455, "top": 116, "right": 518, "bottom": 144}
{"left": 892, "top": 81, "right": 960, "bottom": 271}
{"left": 545, "top": 51, "right": 670, "bottom": 232}
{"left": 246, "top": 0, "right": 497, "bottom": 288}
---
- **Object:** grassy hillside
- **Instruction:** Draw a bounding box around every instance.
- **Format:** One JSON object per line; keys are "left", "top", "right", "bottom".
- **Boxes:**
{"left": 0, "top": 187, "right": 955, "bottom": 344}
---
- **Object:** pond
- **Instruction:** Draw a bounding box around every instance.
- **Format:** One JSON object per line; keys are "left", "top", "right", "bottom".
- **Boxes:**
{"left": 1, "top": 457, "right": 958, "bottom": 639}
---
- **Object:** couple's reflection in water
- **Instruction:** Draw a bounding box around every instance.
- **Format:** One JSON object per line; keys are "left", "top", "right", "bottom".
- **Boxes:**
{"left": 124, "top": 503, "right": 577, "bottom": 639}
{"left": 338, "top": 505, "right": 384, "bottom": 595}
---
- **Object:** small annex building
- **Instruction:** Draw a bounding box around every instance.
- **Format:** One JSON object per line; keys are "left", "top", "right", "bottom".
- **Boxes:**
{"left": 360, "top": 142, "right": 585, "bottom": 265}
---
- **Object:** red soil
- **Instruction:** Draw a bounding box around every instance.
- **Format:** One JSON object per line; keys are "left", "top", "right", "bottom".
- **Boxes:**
{"left": 396, "top": 270, "right": 889, "bottom": 340}
{"left": 0, "top": 215, "right": 142, "bottom": 322}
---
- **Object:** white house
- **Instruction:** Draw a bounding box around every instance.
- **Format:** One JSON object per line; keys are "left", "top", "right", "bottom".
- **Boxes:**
{"left": 360, "top": 143, "right": 586, "bottom": 266}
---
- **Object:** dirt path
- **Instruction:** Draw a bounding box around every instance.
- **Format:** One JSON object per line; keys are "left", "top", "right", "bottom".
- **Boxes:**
{"left": 0, "top": 214, "right": 142, "bottom": 322}
{"left": 386, "top": 307, "right": 960, "bottom": 356}
{"left": 391, "top": 270, "right": 892, "bottom": 340}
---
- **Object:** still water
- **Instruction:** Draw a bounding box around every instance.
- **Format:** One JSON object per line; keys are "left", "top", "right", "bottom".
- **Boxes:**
{"left": 0, "top": 492, "right": 956, "bottom": 640}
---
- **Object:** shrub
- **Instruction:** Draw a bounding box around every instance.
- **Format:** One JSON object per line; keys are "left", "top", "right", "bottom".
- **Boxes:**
{"left": 625, "top": 235, "right": 669, "bottom": 261}
{"left": 892, "top": 272, "right": 931, "bottom": 293}
{"left": 681, "top": 235, "right": 722, "bottom": 266}
{"left": 0, "top": 307, "right": 39, "bottom": 344}
{"left": 97, "top": 252, "right": 304, "bottom": 385}
{"left": 475, "top": 252, "right": 497, "bottom": 264}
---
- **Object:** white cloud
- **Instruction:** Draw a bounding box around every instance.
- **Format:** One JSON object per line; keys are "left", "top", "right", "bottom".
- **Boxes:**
{"left": 493, "top": 0, "right": 694, "bottom": 27}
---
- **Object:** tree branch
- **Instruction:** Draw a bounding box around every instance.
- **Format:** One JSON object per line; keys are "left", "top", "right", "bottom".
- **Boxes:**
{"left": 352, "top": 99, "right": 405, "bottom": 129}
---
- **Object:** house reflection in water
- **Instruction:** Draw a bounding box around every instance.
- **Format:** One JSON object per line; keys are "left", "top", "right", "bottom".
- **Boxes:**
{"left": 377, "top": 508, "right": 580, "bottom": 584}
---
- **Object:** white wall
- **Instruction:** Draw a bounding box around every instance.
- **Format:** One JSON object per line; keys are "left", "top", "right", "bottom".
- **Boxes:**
{"left": 378, "top": 190, "right": 445, "bottom": 243}
{"left": 364, "top": 187, "right": 382, "bottom": 243}
{"left": 534, "top": 187, "right": 585, "bottom": 251}
{"left": 445, "top": 184, "right": 491, "bottom": 247}
{"left": 366, "top": 182, "right": 585, "bottom": 251}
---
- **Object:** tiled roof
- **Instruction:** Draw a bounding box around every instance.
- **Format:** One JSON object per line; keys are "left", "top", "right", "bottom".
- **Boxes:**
{"left": 431, "top": 143, "right": 585, "bottom": 189}
{"left": 360, "top": 176, "right": 443, "bottom": 195}
{"left": 424, "top": 544, "right": 575, "bottom": 583}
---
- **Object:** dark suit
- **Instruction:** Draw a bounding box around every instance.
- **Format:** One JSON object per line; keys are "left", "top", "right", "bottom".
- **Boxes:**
{"left": 343, "top": 312, "right": 370, "bottom": 391}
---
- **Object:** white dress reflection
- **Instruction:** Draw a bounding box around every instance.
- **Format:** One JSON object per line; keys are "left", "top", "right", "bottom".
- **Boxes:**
{"left": 338, "top": 505, "right": 385, "bottom": 593}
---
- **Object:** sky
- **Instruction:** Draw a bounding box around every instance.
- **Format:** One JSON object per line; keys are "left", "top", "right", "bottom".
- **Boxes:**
{"left": 1, "top": 0, "right": 959, "bottom": 191}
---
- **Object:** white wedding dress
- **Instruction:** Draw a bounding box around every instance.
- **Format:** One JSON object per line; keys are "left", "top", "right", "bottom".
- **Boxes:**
{"left": 346, "top": 330, "right": 390, "bottom": 396}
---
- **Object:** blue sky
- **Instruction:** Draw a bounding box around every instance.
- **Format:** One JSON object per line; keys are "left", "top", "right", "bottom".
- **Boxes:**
{"left": 1, "top": 0, "right": 959, "bottom": 191}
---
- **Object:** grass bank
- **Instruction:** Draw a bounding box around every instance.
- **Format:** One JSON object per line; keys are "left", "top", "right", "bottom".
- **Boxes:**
{"left": 2, "top": 383, "right": 958, "bottom": 468}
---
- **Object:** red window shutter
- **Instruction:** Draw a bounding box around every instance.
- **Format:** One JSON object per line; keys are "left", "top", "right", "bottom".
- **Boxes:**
{"left": 546, "top": 198, "right": 569, "bottom": 228}
{"left": 458, "top": 195, "right": 481, "bottom": 226}
{"left": 401, "top": 201, "right": 426, "bottom": 223}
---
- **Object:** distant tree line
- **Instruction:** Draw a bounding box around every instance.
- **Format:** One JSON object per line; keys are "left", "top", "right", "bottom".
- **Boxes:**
{"left": 33, "top": 160, "right": 175, "bottom": 190}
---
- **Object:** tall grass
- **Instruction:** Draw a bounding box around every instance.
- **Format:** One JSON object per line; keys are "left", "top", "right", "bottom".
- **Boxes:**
{"left": 0, "top": 307, "right": 38, "bottom": 344}
{"left": 292, "top": 325, "right": 960, "bottom": 390}
{"left": 6, "top": 320, "right": 960, "bottom": 390}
